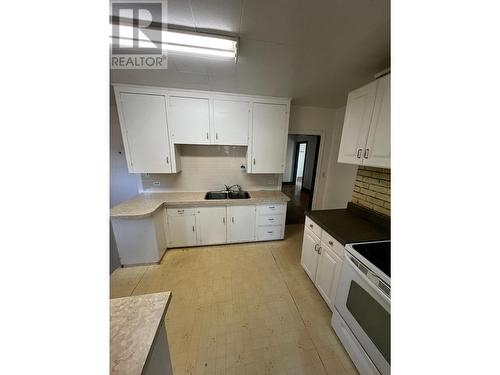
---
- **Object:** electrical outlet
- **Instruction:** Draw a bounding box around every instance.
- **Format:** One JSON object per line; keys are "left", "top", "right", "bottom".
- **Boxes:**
{"left": 153, "top": 181, "right": 160, "bottom": 186}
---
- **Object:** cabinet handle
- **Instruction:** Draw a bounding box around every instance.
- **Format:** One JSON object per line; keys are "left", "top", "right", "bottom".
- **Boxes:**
{"left": 364, "top": 148, "right": 369, "bottom": 159}
{"left": 329, "top": 241, "right": 333, "bottom": 245}
{"left": 166, "top": 156, "right": 169, "bottom": 164}
{"left": 357, "top": 149, "right": 362, "bottom": 158}
{"left": 314, "top": 244, "right": 319, "bottom": 253}
{"left": 253, "top": 158, "right": 256, "bottom": 165}
{"left": 192, "top": 225, "right": 195, "bottom": 232}
{"left": 267, "top": 231, "right": 273, "bottom": 234}
{"left": 309, "top": 224, "right": 313, "bottom": 228}
{"left": 232, "top": 217, "right": 234, "bottom": 223}
{"left": 206, "top": 132, "right": 209, "bottom": 140}
{"left": 177, "top": 209, "right": 184, "bottom": 214}
{"left": 223, "top": 217, "right": 225, "bottom": 224}
{"left": 216, "top": 132, "right": 218, "bottom": 140}
{"left": 268, "top": 218, "right": 274, "bottom": 221}
{"left": 269, "top": 206, "right": 275, "bottom": 209}
{"left": 318, "top": 246, "right": 322, "bottom": 255}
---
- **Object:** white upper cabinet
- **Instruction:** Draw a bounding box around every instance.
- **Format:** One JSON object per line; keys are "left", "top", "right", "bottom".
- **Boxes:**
{"left": 167, "top": 96, "right": 211, "bottom": 145}
{"left": 338, "top": 81, "right": 378, "bottom": 164}
{"left": 196, "top": 206, "right": 227, "bottom": 245}
{"left": 116, "top": 92, "right": 174, "bottom": 174}
{"left": 338, "top": 73, "right": 390, "bottom": 168}
{"left": 113, "top": 84, "right": 290, "bottom": 173}
{"left": 365, "top": 74, "right": 390, "bottom": 168}
{"left": 248, "top": 103, "right": 289, "bottom": 173}
{"left": 213, "top": 99, "right": 250, "bottom": 145}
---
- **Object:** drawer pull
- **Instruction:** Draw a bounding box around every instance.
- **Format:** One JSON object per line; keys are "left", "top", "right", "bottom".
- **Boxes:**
{"left": 329, "top": 241, "right": 333, "bottom": 245}
{"left": 269, "top": 206, "right": 275, "bottom": 209}
{"left": 267, "top": 231, "right": 273, "bottom": 234}
{"left": 268, "top": 218, "right": 274, "bottom": 221}
{"left": 177, "top": 209, "right": 184, "bottom": 213}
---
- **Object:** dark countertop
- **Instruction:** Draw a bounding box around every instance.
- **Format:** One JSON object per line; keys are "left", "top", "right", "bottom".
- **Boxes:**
{"left": 305, "top": 202, "right": 390, "bottom": 245}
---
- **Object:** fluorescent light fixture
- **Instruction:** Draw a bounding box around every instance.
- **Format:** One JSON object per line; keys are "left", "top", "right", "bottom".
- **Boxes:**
{"left": 110, "top": 25, "right": 238, "bottom": 61}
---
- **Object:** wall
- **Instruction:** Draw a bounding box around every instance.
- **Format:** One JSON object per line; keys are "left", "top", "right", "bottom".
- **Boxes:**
{"left": 352, "top": 166, "right": 391, "bottom": 216}
{"left": 289, "top": 105, "right": 358, "bottom": 209}
{"left": 283, "top": 135, "right": 296, "bottom": 182}
{"left": 110, "top": 103, "right": 139, "bottom": 273}
{"left": 321, "top": 106, "right": 360, "bottom": 209}
{"left": 141, "top": 145, "right": 280, "bottom": 192}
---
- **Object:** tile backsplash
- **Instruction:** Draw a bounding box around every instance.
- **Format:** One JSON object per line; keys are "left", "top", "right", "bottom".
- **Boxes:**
{"left": 141, "top": 145, "right": 281, "bottom": 192}
{"left": 352, "top": 166, "right": 390, "bottom": 216}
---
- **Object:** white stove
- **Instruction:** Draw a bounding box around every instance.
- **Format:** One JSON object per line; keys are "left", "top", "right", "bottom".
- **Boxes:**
{"left": 332, "top": 240, "right": 390, "bottom": 375}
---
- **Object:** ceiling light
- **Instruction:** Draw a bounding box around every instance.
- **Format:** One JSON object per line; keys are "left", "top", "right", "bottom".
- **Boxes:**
{"left": 110, "top": 25, "right": 238, "bottom": 62}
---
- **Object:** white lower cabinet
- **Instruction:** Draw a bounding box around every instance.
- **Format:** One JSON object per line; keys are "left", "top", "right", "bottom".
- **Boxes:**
{"left": 228, "top": 205, "right": 256, "bottom": 243}
{"left": 256, "top": 203, "right": 286, "bottom": 241}
{"left": 196, "top": 206, "right": 227, "bottom": 245}
{"left": 300, "top": 218, "right": 344, "bottom": 310}
{"left": 166, "top": 209, "right": 197, "bottom": 248}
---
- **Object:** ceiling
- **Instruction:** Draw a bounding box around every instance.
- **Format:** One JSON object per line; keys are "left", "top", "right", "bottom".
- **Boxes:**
{"left": 111, "top": 0, "right": 390, "bottom": 108}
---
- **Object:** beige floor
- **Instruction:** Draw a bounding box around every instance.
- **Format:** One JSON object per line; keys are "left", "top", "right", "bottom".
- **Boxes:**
{"left": 110, "top": 224, "right": 358, "bottom": 375}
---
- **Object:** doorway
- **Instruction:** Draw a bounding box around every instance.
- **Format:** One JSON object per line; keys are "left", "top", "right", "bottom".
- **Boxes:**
{"left": 282, "top": 134, "right": 321, "bottom": 224}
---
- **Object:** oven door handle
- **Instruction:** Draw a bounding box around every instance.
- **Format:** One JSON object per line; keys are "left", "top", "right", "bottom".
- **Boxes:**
{"left": 344, "top": 255, "right": 391, "bottom": 305}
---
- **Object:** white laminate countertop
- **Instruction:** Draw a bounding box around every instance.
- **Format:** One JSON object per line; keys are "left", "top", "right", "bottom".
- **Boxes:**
{"left": 110, "top": 191, "right": 290, "bottom": 219}
{"left": 110, "top": 292, "right": 172, "bottom": 375}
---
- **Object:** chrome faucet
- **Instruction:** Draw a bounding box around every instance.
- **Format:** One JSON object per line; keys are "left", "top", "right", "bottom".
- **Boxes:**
{"left": 225, "top": 184, "right": 242, "bottom": 192}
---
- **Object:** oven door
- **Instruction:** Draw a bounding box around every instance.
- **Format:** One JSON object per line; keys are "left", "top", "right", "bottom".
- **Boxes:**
{"left": 334, "top": 253, "right": 391, "bottom": 375}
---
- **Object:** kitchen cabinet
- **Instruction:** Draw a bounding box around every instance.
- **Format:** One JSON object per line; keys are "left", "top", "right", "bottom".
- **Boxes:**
{"left": 166, "top": 208, "right": 197, "bottom": 248}
{"left": 213, "top": 99, "right": 250, "bottom": 145}
{"left": 315, "top": 242, "right": 342, "bottom": 307}
{"left": 300, "top": 217, "right": 344, "bottom": 310}
{"left": 111, "top": 209, "right": 167, "bottom": 266}
{"left": 116, "top": 92, "right": 175, "bottom": 173}
{"left": 338, "top": 73, "right": 390, "bottom": 168}
{"left": 256, "top": 203, "right": 286, "bottom": 241}
{"left": 167, "top": 95, "right": 211, "bottom": 145}
{"left": 300, "top": 228, "right": 320, "bottom": 281}
{"left": 196, "top": 206, "right": 227, "bottom": 245}
{"left": 228, "top": 205, "right": 256, "bottom": 243}
{"left": 365, "top": 74, "right": 390, "bottom": 168}
{"left": 248, "top": 103, "right": 289, "bottom": 174}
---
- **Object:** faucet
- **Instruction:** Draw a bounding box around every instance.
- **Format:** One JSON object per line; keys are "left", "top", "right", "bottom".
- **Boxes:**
{"left": 225, "top": 184, "right": 242, "bottom": 192}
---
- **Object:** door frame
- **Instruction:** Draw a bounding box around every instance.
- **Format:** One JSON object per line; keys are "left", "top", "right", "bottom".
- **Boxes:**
{"left": 283, "top": 129, "right": 326, "bottom": 210}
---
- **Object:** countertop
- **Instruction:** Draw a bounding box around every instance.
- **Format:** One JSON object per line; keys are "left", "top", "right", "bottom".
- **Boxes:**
{"left": 110, "top": 190, "right": 290, "bottom": 219}
{"left": 110, "top": 292, "right": 172, "bottom": 375}
{"left": 305, "top": 203, "right": 390, "bottom": 245}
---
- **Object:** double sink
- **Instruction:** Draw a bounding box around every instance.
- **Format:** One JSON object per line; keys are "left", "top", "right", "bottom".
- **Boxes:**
{"left": 205, "top": 191, "right": 251, "bottom": 200}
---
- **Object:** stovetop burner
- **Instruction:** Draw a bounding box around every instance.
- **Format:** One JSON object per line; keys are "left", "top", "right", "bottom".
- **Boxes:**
{"left": 351, "top": 241, "right": 390, "bottom": 277}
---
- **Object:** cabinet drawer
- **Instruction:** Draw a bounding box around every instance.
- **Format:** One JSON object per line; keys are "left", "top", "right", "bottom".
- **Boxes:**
{"left": 257, "top": 204, "right": 283, "bottom": 215}
{"left": 257, "top": 225, "right": 282, "bottom": 241}
{"left": 305, "top": 216, "right": 322, "bottom": 238}
{"left": 257, "top": 214, "right": 283, "bottom": 226}
{"left": 321, "top": 231, "right": 344, "bottom": 257}
{"left": 166, "top": 208, "right": 196, "bottom": 216}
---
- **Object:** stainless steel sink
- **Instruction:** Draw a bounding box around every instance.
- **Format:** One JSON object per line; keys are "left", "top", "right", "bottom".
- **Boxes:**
{"left": 204, "top": 191, "right": 251, "bottom": 200}
{"left": 228, "top": 191, "right": 250, "bottom": 199}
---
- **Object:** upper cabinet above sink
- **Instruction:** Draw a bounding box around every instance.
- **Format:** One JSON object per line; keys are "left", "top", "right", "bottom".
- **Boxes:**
{"left": 113, "top": 84, "right": 290, "bottom": 174}
{"left": 338, "top": 73, "right": 390, "bottom": 168}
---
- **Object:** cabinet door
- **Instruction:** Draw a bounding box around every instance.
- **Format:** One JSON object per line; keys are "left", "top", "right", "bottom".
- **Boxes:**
{"left": 196, "top": 206, "right": 227, "bottom": 245}
{"left": 228, "top": 205, "right": 256, "bottom": 243}
{"left": 315, "top": 243, "right": 342, "bottom": 310}
{"left": 213, "top": 99, "right": 249, "bottom": 145}
{"left": 249, "top": 103, "right": 288, "bottom": 173}
{"left": 118, "top": 92, "right": 172, "bottom": 173}
{"left": 167, "top": 96, "right": 211, "bottom": 144}
{"left": 364, "top": 74, "right": 390, "bottom": 168}
{"left": 167, "top": 215, "right": 197, "bottom": 247}
{"left": 337, "top": 81, "right": 377, "bottom": 165}
{"left": 300, "top": 228, "right": 320, "bottom": 282}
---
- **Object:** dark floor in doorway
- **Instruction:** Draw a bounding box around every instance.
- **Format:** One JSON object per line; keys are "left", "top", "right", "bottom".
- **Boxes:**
{"left": 282, "top": 183, "right": 311, "bottom": 224}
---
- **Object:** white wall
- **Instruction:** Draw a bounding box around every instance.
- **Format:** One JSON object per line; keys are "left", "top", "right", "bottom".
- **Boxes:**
{"left": 141, "top": 145, "right": 280, "bottom": 192}
{"left": 288, "top": 105, "right": 358, "bottom": 209}
{"left": 283, "top": 135, "right": 296, "bottom": 182}
{"left": 322, "top": 106, "right": 359, "bottom": 209}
